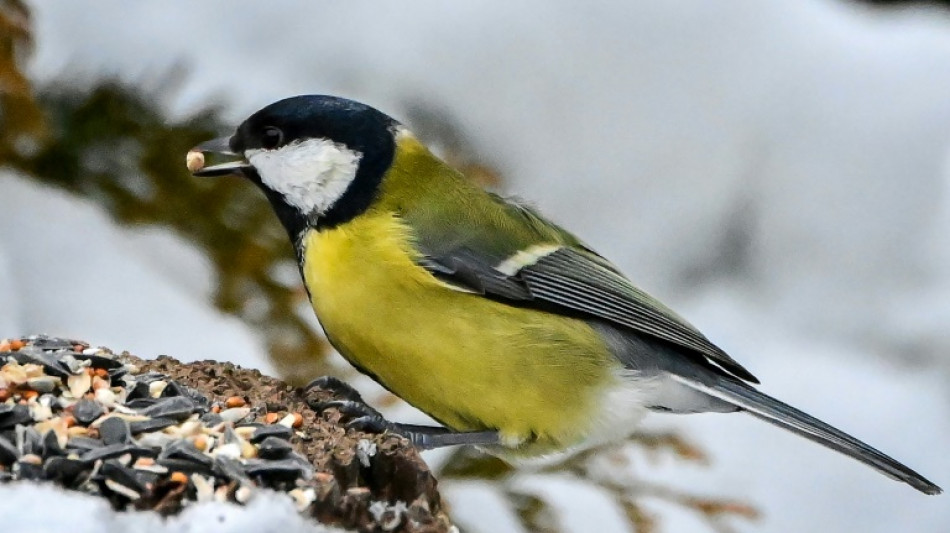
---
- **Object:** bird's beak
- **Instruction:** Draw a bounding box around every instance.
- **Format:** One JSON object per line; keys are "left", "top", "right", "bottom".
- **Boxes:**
{"left": 188, "top": 136, "right": 251, "bottom": 177}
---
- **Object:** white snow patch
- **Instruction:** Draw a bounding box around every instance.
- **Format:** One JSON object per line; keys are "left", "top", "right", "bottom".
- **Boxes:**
{"left": 510, "top": 474, "right": 633, "bottom": 533}
{"left": 0, "top": 247, "right": 21, "bottom": 335}
{"left": 439, "top": 480, "right": 529, "bottom": 533}
{"left": 0, "top": 172, "right": 270, "bottom": 372}
{"left": 119, "top": 226, "right": 217, "bottom": 300}
{"left": 0, "top": 482, "right": 348, "bottom": 533}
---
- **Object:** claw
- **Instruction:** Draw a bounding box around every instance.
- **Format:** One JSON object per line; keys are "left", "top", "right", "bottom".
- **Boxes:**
{"left": 346, "top": 415, "right": 390, "bottom": 434}
{"left": 311, "top": 399, "right": 385, "bottom": 422}
{"left": 302, "top": 376, "right": 501, "bottom": 449}
{"left": 303, "top": 376, "right": 366, "bottom": 403}
{"left": 314, "top": 399, "right": 393, "bottom": 436}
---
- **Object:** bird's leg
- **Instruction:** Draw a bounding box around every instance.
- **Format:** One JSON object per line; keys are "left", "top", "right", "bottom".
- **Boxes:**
{"left": 304, "top": 376, "right": 500, "bottom": 450}
{"left": 360, "top": 418, "right": 500, "bottom": 449}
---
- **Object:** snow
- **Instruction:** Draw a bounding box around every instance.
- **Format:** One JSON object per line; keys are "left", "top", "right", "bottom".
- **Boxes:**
{"left": 9, "top": 0, "right": 950, "bottom": 531}
{"left": 0, "top": 172, "right": 271, "bottom": 372}
{"left": 440, "top": 481, "right": 529, "bottom": 533}
{"left": 0, "top": 482, "right": 347, "bottom": 533}
{"left": 510, "top": 475, "right": 634, "bottom": 533}
{"left": 0, "top": 242, "right": 22, "bottom": 335}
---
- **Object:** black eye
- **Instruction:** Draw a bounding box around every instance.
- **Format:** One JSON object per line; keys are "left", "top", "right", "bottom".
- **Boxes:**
{"left": 261, "top": 126, "right": 283, "bottom": 149}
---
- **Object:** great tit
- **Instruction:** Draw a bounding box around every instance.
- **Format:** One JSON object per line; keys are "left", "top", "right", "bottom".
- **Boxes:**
{"left": 190, "top": 95, "right": 940, "bottom": 495}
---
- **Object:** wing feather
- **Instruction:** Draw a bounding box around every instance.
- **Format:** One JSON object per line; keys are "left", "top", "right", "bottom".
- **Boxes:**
{"left": 524, "top": 248, "right": 756, "bottom": 382}
{"left": 419, "top": 244, "right": 758, "bottom": 383}
{"left": 404, "top": 191, "right": 757, "bottom": 382}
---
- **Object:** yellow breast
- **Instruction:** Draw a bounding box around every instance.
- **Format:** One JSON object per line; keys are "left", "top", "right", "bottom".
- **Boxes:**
{"left": 300, "top": 210, "right": 617, "bottom": 450}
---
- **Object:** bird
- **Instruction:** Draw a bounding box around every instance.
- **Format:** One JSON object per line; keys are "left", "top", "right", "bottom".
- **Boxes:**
{"left": 189, "top": 94, "right": 941, "bottom": 495}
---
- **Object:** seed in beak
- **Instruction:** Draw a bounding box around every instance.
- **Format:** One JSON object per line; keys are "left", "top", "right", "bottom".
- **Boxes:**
{"left": 186, "top": 150, "right": 205, "bottom": 173}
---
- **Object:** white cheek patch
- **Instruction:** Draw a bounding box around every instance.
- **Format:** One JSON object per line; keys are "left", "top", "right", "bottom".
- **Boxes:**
{"left": 246, "top": 138, "right": 362, "bottom": 215}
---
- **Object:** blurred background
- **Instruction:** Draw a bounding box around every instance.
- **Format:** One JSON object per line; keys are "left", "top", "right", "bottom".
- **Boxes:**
{"left": 2, "top": 0, "right": 949, "bottom": 531}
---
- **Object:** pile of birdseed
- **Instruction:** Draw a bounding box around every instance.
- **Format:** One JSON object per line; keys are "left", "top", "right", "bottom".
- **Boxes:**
{"left": 0, "top": 335, "right": 452, "bottom": 533}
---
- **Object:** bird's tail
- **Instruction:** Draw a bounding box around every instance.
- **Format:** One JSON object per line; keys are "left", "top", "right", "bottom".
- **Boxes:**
{"left": 671, "top": 374, "right": 942, "bottom": 495}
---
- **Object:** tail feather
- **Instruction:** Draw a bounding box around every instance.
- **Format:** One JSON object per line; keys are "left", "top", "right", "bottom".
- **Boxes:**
{"left": 671, "top": 374, "right": 942, "bottom": 495}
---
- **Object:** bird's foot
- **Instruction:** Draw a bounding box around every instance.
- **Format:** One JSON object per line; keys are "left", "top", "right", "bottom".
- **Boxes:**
{"left": 303, "top": 376, "right": 396, "bottom": 435}
{"left": 305, "top": 379, "right": 501, "bottom": 449}
{"left": 310, "top": 398, "right": 389, "bottom": 432}
{"left": 303, "top": 375, "right": 367, "bottom": 404}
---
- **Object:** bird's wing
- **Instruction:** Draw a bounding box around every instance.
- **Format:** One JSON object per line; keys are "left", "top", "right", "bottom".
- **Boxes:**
{"left": 410, "top": 199, "right": 759, "bottom": 383}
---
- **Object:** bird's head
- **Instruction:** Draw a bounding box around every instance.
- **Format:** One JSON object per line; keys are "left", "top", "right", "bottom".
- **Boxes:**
{"left": 191, "top": 95, "right": 398, "bottom": 235}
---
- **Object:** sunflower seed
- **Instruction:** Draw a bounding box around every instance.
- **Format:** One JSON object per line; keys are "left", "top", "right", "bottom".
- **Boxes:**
{"left": 99, "top": 416, "right": 133, "bottom": 445}
{"left": 0, "top": 404, "right": 32, "bottom": 430}
{"left": 257, "top": 436, "right": 293, "bottom": 459}
{"left": 43, "top": 456, "right": 88, "bottom": 485}
{"left": 128, "top": 417, "right": 176, "bottom": 434}
{"left": 81, "top": 443, "right": 153, "bottom": 464}
{"left": 248, "top": 424, "right": 293, "bottom": 443}
{"left": 140, "top": 396, "right": 196, "bottom": 420}
{"left": 0, "top": 434, "right": 19, "bottom": 464}
{"left": 66, "top": 436, "right": 104, "bottom": 452}
{"left": 72, "top": 399, "right": 105, "bottom": 425}
{"left": 26, "top": 376, "right": 61, "bottom": 394}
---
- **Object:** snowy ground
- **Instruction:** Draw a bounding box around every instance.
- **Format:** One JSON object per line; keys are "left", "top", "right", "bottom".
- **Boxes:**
{"left": 4, "top": 0, "right": 950, "bottom": 531}
{"left": 0, "top": 482, "right": 343, "bottom": 533}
